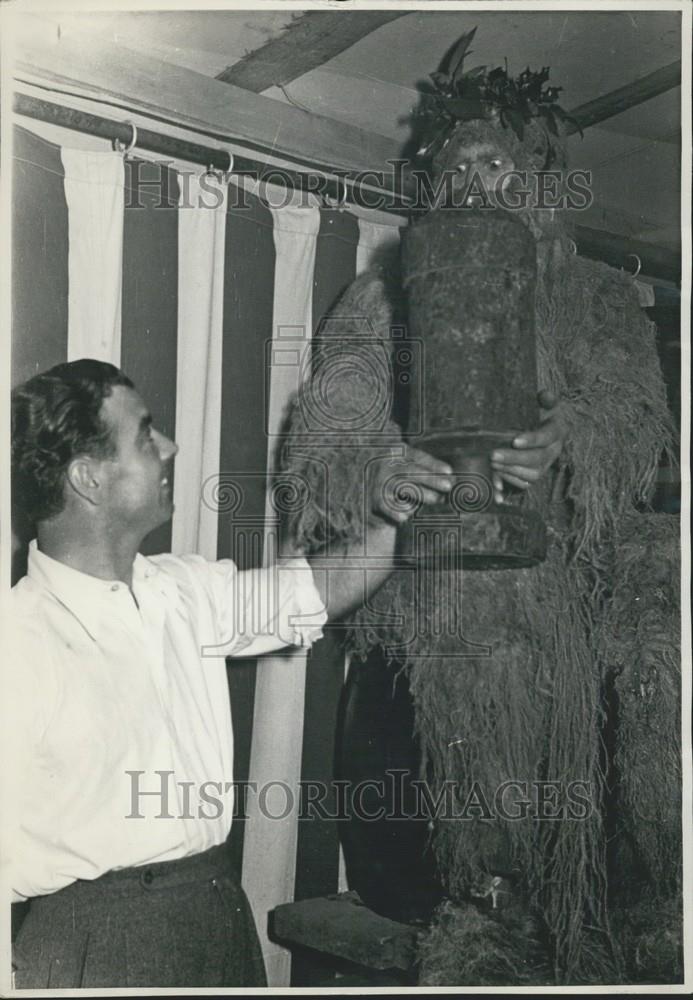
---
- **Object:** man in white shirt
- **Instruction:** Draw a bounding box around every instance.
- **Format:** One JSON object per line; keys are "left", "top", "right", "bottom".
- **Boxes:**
{"left": 6, "top": 358, "right": 564, "bottom": 987}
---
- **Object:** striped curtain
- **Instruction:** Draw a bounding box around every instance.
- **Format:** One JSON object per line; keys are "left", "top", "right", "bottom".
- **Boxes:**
{"left": 11, "top": 123, "right": 404, "bottom": 985}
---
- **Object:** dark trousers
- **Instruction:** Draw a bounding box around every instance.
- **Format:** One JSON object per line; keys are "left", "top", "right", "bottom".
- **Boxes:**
{"left": 13, "top": 844, "right": 267, "bottom": 988}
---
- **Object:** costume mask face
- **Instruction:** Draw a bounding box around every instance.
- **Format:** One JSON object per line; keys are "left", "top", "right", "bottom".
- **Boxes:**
{"left": 431, "top": 120, "right": 516, "bottom": 208}
{"left": 429, "top": 115, "right": 562, "bottom": 207}
{"left": 449, "top": 139, "right": 516, "bottom": 205}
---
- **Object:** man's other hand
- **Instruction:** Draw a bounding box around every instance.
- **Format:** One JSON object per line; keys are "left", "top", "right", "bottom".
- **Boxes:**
{"left": 370, "top": 445, "right": 453, "bottom": 525}
{"left": 490, "top": 390, "right": 567, "bottom": 503}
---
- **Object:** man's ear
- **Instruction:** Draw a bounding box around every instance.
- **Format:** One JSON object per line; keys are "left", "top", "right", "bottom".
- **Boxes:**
{"left": 65, "top": 456, "right": 103, "bottom": 507}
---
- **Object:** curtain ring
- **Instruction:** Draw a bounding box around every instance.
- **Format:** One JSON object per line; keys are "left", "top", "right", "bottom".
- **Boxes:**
{"left": 626, "top": 253, "right": 642, "bottom": 278}
{"left": 323, "top": 177, "right": 348, "bottom": 212}
{"left": 206, "top": 152, "right": 234, "bottom": 178}
{"left": 113, "top": 121, "right": 137, "bottom": 156}
{"left": 567, "top": 238, "right": 577, "bottom": 255}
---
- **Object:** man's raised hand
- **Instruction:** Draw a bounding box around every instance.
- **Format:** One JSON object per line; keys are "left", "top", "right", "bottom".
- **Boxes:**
{"left": 370, "top": 445, "right": 453, "bottom": 525}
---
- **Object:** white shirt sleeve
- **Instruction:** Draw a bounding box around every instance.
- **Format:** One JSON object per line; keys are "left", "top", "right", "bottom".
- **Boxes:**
{"left": 157, "top": 554, "right": 327, "bottom": 659}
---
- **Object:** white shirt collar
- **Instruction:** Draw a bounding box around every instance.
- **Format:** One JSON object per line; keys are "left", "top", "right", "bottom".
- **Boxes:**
{"left": 26, "top": 540, "right": 171, "bottom": 640}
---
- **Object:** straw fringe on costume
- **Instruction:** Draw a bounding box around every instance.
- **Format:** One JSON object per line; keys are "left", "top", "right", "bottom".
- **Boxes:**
{"left": 604, "top": 514, "right": 682, "bottom": 982}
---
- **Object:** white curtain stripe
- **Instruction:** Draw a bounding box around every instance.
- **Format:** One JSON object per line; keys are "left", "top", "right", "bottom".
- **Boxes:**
{"left": 263, "top": 206, "right": 322, "bottom": 484}
{"left": 61, "top": 147, "right": 124, "bottom": 365}
{"left": 355, "top": 216, "right": 403, "bottom": 276}
{"left": 242, "top": 204, "right": 321, "bottom": 987}
{"left": 171, "top": 174, "right": 228, "bottom": 560}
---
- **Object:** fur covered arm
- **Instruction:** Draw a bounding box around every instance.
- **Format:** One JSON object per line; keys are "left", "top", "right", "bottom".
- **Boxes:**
{"left": 279, "top": 271, "right": 404, "bottom": 555}
{"left": 534, "top": 254, "right": 675, "bottom": 560}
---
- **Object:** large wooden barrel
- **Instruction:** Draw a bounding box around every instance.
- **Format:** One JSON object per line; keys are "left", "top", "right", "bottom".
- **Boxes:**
{"left": 398, "top": 207, "right": 546, "bottom": 569}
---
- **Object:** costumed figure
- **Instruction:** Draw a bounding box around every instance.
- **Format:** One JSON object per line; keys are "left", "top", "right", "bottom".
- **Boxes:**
{"left": 279, "top": 30, "right": 681, "bottom": 985}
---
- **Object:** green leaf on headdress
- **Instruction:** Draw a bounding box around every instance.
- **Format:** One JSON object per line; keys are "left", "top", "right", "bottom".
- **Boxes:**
{"left": 430, "top": 71, "right": 451, "bottom": 92}
{"left": 538, "top": 105, "right": 559, "bottom": 135}
{"left": 446, "top": 27, "right": 478, "bottom": 83}
{"left": 487, "top": 66, "right": 507, "bottom": 85}
{"left": 504, "top": 107, "right": 525, "bottom": 140}
{"left": 442, "top": 97, "right": 486, "bottom": 120}
{"left": 455, "top": 75, "right": 483, "bottom": 101}
{"left": 463, "top": 65, "right": 488, "bottom": 79}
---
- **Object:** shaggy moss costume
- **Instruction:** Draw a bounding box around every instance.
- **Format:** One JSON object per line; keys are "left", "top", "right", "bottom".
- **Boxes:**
{"left": 278, "top": 117, "right": 679, "bottom": 985}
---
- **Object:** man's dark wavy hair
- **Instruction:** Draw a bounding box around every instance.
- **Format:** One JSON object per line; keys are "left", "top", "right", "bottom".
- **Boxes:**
{"left": 12, "top": 359, "right": 134, "bottom": 524}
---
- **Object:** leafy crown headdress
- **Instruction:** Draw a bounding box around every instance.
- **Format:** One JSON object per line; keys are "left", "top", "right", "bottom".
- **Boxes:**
{"left": 415, "top": 28, "right": 581, "bottom": 166}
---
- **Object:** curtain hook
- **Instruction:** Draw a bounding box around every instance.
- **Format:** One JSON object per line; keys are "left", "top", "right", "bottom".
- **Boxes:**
{"left": 204, "top": 163, "right": 222, "bottom": 182}
{"left": 205, "top": 153, "right": 233, "bottom": 180}
{"left": 323, "top": 177, "right": 348, "bottom": 212}
{"left": 626, "top": 253, "right": 642, "bottom": 278}
{"left": 113, "top": 121, "right": 137, "bottom": 156}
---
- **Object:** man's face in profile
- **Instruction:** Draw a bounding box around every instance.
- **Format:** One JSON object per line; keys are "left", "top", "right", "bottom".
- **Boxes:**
{"left": 96, "top": 385, "right": 178, "bottom": 536}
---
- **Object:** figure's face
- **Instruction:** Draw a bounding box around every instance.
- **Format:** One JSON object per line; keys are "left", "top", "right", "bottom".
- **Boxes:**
{"left": 98, "top": 385, "right": 178, "bottom": 537}
{"left": 448, "top": 140, "right": 516, "bottom": 204}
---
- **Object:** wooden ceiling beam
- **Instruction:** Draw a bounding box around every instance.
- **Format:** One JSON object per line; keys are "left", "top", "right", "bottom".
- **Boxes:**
{"left": 216, "top": 11, "right": 409, "bottom": 92}
{"left": 565, "top": 60, "right": 681, "bottom": 134}
{"left": 572, "top": 225, "right": 679, "bottom": 284}
{"left": 12, "top": 26, "right": 401, "bottom": 178}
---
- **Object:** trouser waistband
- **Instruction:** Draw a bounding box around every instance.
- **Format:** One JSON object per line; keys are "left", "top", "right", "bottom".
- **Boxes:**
{"left": 38, "top": 843, "right": 234, "bottom": 901}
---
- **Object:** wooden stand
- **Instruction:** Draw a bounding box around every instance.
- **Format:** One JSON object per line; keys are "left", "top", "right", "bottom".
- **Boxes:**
{"left": 271, "top": 891, "right": 421, "bottom": 986}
